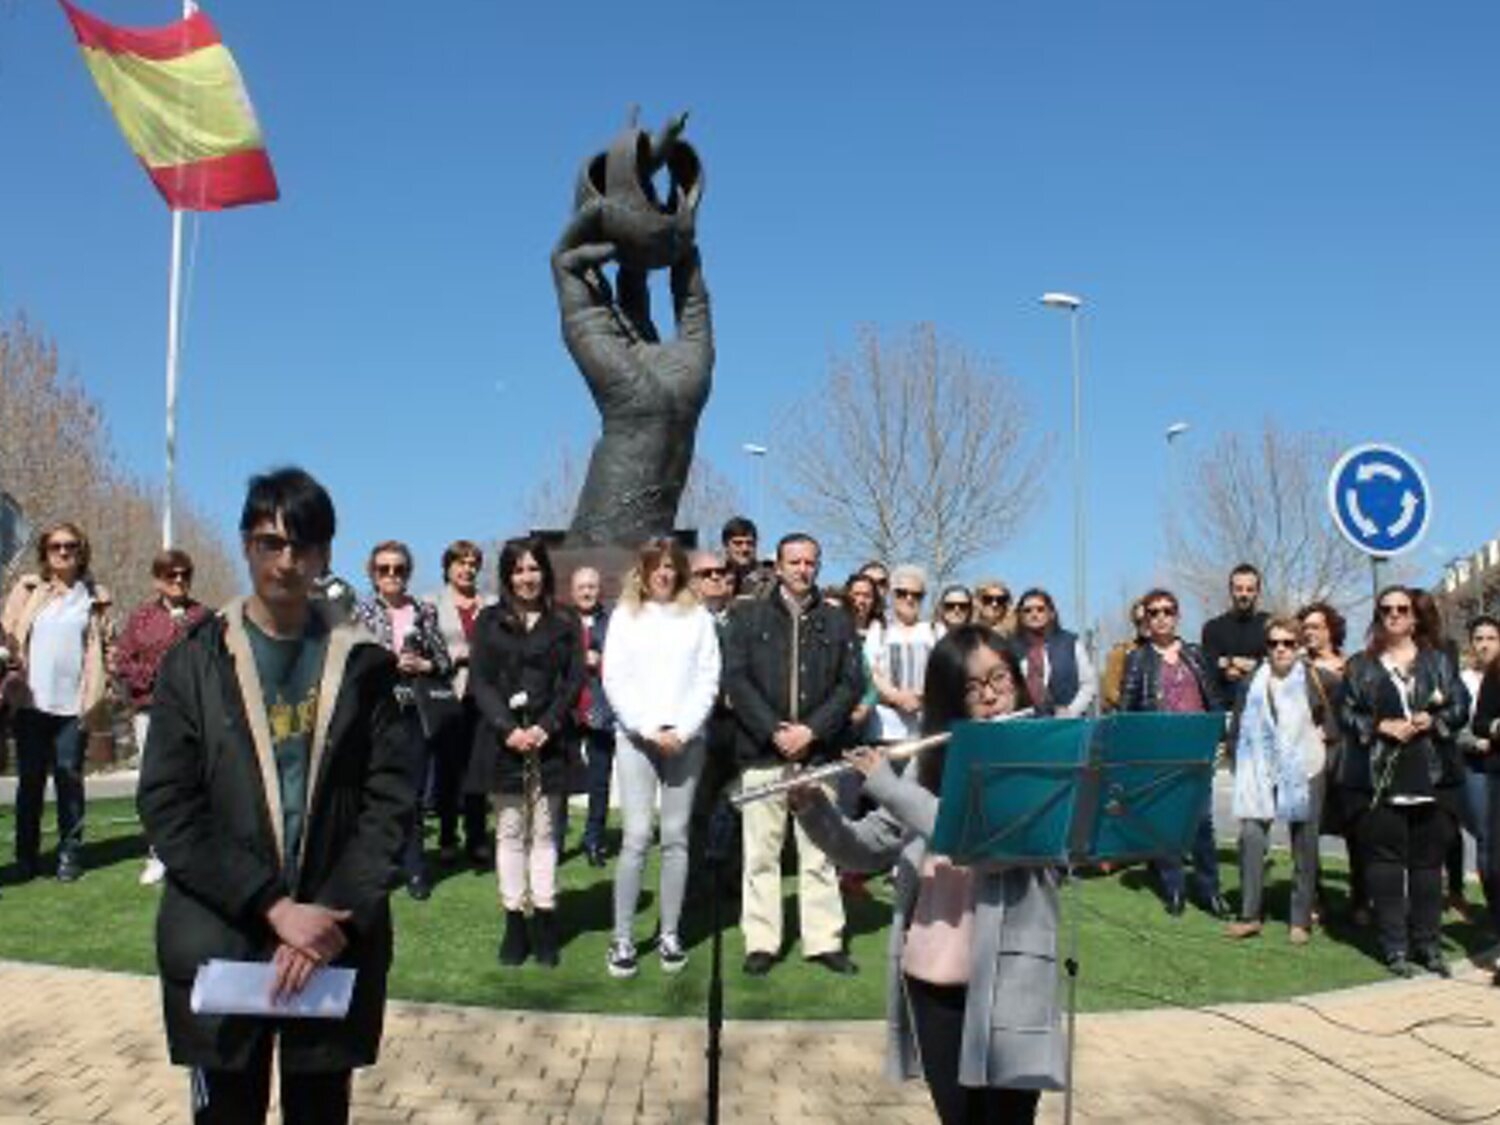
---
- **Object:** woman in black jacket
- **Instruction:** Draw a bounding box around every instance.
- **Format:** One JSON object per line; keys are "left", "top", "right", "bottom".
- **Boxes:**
{"left": 1340, "top": 585, "right": 1470, "bottom": 977}
{"left": 465, "top": 537, "right": 583, "bottom": 968}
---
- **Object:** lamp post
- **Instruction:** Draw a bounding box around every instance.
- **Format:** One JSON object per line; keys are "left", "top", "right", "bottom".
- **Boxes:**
{"left": 1161, "top": 422, "right": 1190, "bottom": 581}
{"left": 742, "top": 442, "right": 769, "bottom": 534}
{"left": 1041, "top": 292, "right": 1086, "bottom": 639}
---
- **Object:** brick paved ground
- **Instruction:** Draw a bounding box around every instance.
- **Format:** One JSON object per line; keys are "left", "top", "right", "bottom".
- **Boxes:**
{"left": 2, "top": 959, "right": 1499, "bottom": 1123}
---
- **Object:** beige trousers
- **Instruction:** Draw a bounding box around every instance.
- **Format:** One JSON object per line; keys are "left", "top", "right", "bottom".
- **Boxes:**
{"left": 739, "top": 762, "right": 845, "bottom": 958}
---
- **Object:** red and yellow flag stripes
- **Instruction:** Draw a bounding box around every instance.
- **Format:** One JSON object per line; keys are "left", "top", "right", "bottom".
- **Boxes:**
{"left": 60, "top": 1, "right": 278, "bottom": 211}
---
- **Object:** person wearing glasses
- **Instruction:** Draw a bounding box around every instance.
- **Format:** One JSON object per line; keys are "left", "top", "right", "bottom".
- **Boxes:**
{"left": 116, "top": 548, "right": 210, "bottom": 885}
{"left": 465, "top": 537, "right": 584, "bottom": 968}
{"left": 869, "top": 565, "right": 938, "bottom": 744}
{"left": 601, "top": 538, "right": 721, "bottom": 977}
{"left": 1, "top": 522, "right": 114, "bottom": 884}
{"left": 427, "top": 540, "right": 495, "bottom": 869}
{"left": 789, "top": 626, "right": 1061, "bottom": 1125}
{"left": 138, "top": 468, "right": 414, "bottom": 1124}
{"left": 1459, "top": 615, "right": 1500, "bottom": 936}
{"left": 1010, "top": 588, "right": 1097, "bottom": 718}
{"left": 353, "top": 541, "right": 453, "bottom": 901}
{"left": 933, "top": 584, "right": 973, "bottom": 638}
{"left": 1340, "top": 586, "right": 1469, "bottom": 976}
{"left": 972, "top": 579, "right": 1015, "bottom": 637}
{"left": 1122, "top": 588, "right": 1228, "bottom": 917}
{"left": 1223, "top": 618, "right": 1341, "bottom": 945}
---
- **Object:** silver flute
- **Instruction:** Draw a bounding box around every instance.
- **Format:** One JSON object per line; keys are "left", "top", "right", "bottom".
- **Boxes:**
{"left": 730, "top": 709, "right": 1034, "bottom": 808}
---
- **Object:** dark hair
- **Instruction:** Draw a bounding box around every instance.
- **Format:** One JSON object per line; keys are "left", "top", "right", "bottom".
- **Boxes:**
{"left": 36, "top": 521, "right": 91, "bottom": 579}
{"left": 442, "top": 539, "right": 484, "bottom": 580}
{"left": 859, "top": 560, "right": 889, "bottom": 578}
{"left": 1470, "top": 615, "right": 1500, "bottom": 640}
{"left": 367, "top": 540, "right": 413, "bottom": 579}
{"left": 497, "top": 536, "right": 555, "bottom": 622}
{"left": 1411, "top": 589, "right": 1444, "bottom": 650}
{"left": 1229, "top": 563, "right": 1261, "bottom": 584}
{"left": 1141, "top": 587, "right": 1179, "bottom": 613}
{"left": 151, "top": 548, "right": 194, "bottom": 580}
{"left": 1297, "top": 601, "right": 1346, "bottom": 653}
{"left": 917, "top": 625, "right": 1031, "bottom": 794}
{"left": 1367, "top": 584, "right": 1422, "bottom": 655}
{"left": 775, "top": 532, "right": 820, "bottom": 563}
{"left": 721, "top": 516, "right": 758, "bottom": 545}
{"left": 843, "top": 572, "right": 885, "bottom": 628}
{"left": 239, "top": 467, "right": 336, "bottom": 547}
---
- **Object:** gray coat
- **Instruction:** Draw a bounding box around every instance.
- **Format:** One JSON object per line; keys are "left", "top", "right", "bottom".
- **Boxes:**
{"left": 797, "top": 761, "right": 1067, "bottom": 1092}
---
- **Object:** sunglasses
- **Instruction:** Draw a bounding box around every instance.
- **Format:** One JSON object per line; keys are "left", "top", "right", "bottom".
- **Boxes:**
{"left": 164, "top": 568, "right": 193, "bottom": 581}
{"left": 1146, "top": 605, "right": 1177, "bottom": 618}
{"left": 978, "top": 593, "right": 1010, "bottom": 607}
{"left": 941, "top": 601, "right": 972, "bottom": 613}
{"left": 375, "top": 564, "right": 410, "bottom": 579}
{"left": 893, "top": 588, "right": 924, "bottom": 602}
{"left": 693, "top": 566, "right": 728, "bottom": 579}
{"left": 47, "top": 540, "right": 81, "bottom": 555}
{"left": 1020, "top": 603, "right": 1049, "bottom": 615}
{"left": 1379, "top": 603, "right": 1412, "bottom": 618}
{"left": 1267, "top": 638, "right": 1298, "bottom": 651}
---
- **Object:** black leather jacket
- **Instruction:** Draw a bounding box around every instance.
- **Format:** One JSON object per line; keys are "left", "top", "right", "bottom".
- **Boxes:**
{"left": 1120, "top": 640, "right": 1226, "bottom": 713}
{"left": 1339, "top": 647, "right": 1469, "bottom": 795}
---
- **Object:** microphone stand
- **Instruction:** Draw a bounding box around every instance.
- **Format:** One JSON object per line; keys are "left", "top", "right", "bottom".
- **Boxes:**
{"left": 703, "top": 787, "right": 733, "bottom": 1125}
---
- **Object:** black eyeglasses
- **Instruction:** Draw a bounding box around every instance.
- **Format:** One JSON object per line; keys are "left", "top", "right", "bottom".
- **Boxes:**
{"left": 893, "top": 588, "right": 924, "bottom": 602}
{"left": 248, "top": 533, "right": 316, "bottom": 560}
{"left": 941, "top": 601, "right": 971, "bottom": 613}
{"left": 693, "top": 567, "right": 728, "bottom": 579}
{"left": 1020, "top": 603, "right": 1049, "bottom": 615}
{"left": 1146, "top": 605, "right": 1177, "bottom": 618}
{"left": 1379, "top": 603, "right": 1412, "bottom": 618}
{"left": 375, "top": 564, "right": 409, "bottom": 579}
{"left": 47, "top": 540, "right": 81, "bottom": 555}
{"left": 978, "top": 593, "right": 1010, "bottom": 607}
{"left": 164, "top": 568, "right": 193, "bottom": 581}
{"left": 1267, "top": 638, "right": 1298, "bottom": 651}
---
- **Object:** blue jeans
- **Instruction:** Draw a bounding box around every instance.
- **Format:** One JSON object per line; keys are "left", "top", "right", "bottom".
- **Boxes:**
{"left": 579, "top": 727, "right": 615, "bottom": 852}
{"left": 1461, "top": 765, "right": 1492, "bottom": 877}
{"left": 14, "top": 709, "right": 86, "bottom": 867}
{"left": 1154, "top": 794, "right": 1220, "bottom": 904}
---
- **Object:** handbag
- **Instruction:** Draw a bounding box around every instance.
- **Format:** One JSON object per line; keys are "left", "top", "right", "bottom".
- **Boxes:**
{"left": 410, "top": 676, "right": 463, "bottom": 741}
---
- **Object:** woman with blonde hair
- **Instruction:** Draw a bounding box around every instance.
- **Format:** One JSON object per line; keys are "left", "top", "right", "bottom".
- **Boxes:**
{"left": 1, "top": 521, "right": 113, "bottom": 883}
{"left": 601, "top": 537, "right": 721, "bottom": 977}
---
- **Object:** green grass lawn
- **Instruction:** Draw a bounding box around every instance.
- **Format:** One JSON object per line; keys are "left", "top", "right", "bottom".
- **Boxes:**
{"left": 0, "top": 799, "right": 1493, "bottom": 1020}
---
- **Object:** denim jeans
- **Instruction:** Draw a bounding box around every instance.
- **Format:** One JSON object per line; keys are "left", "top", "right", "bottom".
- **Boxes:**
{"left": 14, "top": 709, "right": 86, "bottom": 867}
{"left": 1154, "top": 793, "right": 1220, "bottom": 904}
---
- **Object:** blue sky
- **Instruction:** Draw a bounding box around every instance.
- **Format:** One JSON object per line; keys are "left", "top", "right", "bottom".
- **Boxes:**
{"left": 2, "top": 1, "right": 1496, "bottom": 624}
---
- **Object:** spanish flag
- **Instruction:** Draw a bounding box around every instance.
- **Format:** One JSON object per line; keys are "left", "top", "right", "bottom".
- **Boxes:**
{"left": 60, "top": 1, "right": 278, "bottom": 211}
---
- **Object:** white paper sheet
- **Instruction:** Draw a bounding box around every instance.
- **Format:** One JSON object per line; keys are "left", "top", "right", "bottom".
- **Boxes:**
{"left": 190, "top": 959, "right": 356, "bottom": 1020}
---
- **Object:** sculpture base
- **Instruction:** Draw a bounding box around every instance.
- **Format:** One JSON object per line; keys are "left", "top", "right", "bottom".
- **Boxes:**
{"left": 539, "top": 529, "right": 700, "bottom": 604}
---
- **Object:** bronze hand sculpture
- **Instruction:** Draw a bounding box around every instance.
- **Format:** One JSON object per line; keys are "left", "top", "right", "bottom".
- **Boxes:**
{"left": 551, "top": 113, "right": 714, "bottom": 546}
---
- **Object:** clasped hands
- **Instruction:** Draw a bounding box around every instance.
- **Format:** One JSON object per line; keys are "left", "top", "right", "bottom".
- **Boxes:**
{"left": 265, "top": 898, "right": 351, "bottom": 1001}
{"left": 1378, "top": 712, "right": 1434, "bottom": 744}
{"left": 504, "top": 726, "right": 550, "bottom": 753}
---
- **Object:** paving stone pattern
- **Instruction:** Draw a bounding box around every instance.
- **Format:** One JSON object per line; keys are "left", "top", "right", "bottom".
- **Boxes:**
{"left": 1, "top": 960, "right": 1499, "bottom": 1123}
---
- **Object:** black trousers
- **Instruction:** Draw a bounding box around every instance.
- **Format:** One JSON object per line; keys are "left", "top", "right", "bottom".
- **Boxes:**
{"left": 191, "top": 1037, "right": 351, "bottom": 1125}
{"left": 905, "top": 976, "right": 1041, "bottom": 1125}
{"left": 436, "top": 703, "right": 487, "bottom": 852}
{"left": 1356, "top": 801, "right": 1456, "bottom": 959}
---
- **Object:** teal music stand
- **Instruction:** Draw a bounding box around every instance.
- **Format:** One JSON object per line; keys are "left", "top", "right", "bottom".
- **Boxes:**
{"left": 931, "top": 713, "right": 1223, "bottom": 866}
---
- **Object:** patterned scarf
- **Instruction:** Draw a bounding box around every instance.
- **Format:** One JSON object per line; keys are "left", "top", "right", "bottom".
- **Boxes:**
{"left": 1231, "top": 663, "right": 1314, "bottom": 822}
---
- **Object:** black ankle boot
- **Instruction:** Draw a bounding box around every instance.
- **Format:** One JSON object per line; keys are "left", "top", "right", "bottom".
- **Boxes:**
{"left": 498, "top": 910, "right": 530, "bottom": 966}
{"left": 532, "top": 909, "right": 559, "bottom": 968}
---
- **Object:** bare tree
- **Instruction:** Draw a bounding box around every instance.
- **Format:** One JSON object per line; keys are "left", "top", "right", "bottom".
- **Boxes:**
{"left": 773, "top": 324, "right": 1050, "bottom": 583}
{"left": 522, "top": 442, "right": 744, "bottom": 544}
{"left": 0, "top": 312, "right": 240, "bottom": 609}
{"left": 1166, "top": 420, "right": 1377, "bottom": 615}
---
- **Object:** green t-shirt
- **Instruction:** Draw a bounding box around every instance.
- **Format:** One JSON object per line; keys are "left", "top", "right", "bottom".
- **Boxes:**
{"left": 245, "top": 615, "right": 329, "bottom": 889}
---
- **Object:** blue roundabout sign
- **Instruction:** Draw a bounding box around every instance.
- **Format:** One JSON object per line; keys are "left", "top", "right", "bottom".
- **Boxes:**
{"left": 1326, "top": 443, "right": 1432, "bottom": 558}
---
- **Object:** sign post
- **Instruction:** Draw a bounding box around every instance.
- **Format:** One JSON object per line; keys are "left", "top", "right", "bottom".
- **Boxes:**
{"left": 1327, "top": 443, "right": 1432, "bottom": 597}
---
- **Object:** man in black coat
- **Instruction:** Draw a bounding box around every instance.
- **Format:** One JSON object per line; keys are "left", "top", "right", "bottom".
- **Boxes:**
{"left": 1201, "top": 563, "right": 1271, "bottom": 704}
{"left": 723, "top": 532, "right": 865, "bottom": 976}
{"left": 139, "top": 468, "right": 414, "bottom": 1124}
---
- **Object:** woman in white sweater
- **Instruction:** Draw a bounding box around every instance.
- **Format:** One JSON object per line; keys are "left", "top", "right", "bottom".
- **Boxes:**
{"left": 602, "top": 537, "right": 722, "bottom": 977}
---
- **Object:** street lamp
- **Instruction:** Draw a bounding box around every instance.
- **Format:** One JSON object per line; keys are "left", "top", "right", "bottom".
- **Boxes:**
{"left": 742, "top": 443, "right": 769, "bottom": 534}
{"left": 1041, "top": 292, "right": 1086, "bottom": 640}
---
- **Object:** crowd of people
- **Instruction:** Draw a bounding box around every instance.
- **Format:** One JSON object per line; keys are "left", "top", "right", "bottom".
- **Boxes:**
{"left": 3, "top": 474, "right": 1500, "bottom": 1124}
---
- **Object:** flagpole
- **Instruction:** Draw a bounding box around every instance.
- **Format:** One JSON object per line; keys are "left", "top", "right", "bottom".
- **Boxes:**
{"left": 161, "top": 0, "right": 195, "bottom": 550}
{"left": 162, "top": 206, "right": 183, "bottom": 549}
